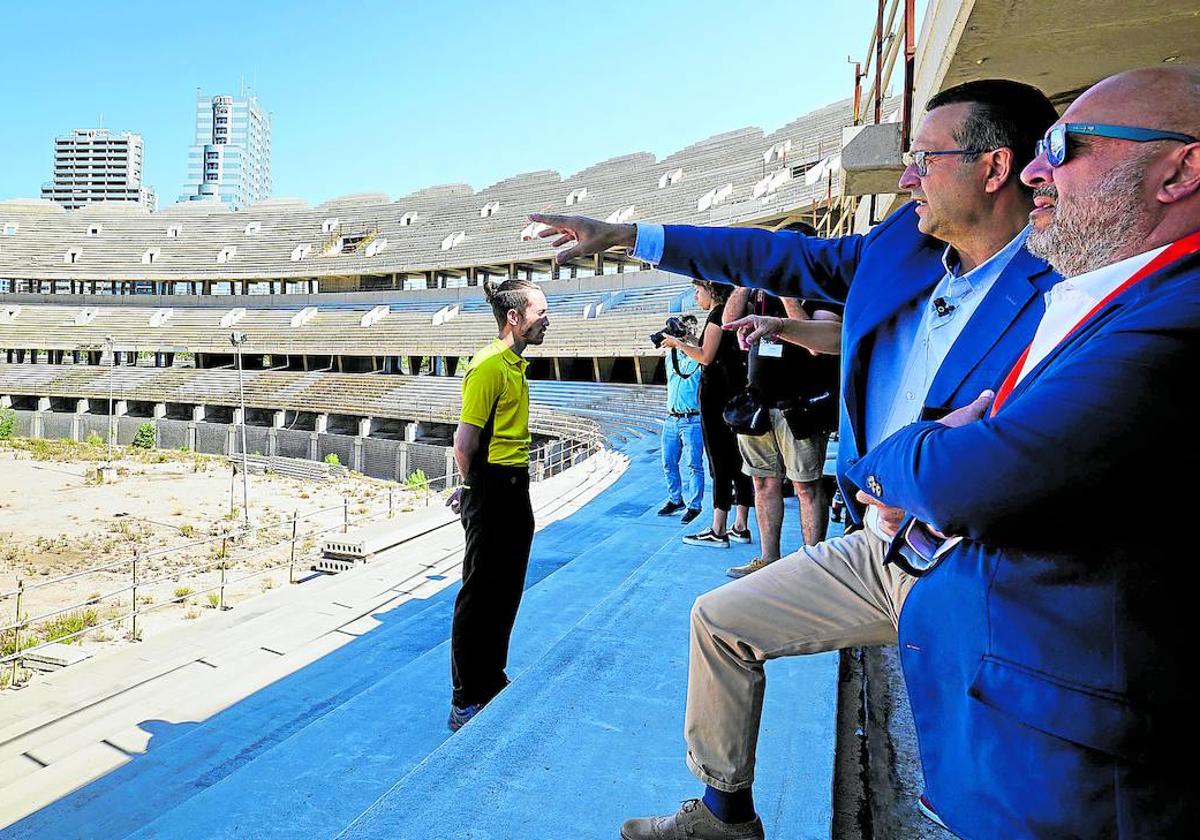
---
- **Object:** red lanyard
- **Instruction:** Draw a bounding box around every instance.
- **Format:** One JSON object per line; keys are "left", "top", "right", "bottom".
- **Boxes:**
{"left": 990, "top": 230, "right": 1200, "bottom": 416}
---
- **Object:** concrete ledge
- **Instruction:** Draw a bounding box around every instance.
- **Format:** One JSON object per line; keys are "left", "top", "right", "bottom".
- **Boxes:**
{"left": 841, "top": 123, "right": 905, "bottom": 197}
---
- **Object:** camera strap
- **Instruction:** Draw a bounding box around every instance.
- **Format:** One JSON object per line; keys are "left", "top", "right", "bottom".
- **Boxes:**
{"left": 671, "top": 348, "right": 696, "bottom": 379}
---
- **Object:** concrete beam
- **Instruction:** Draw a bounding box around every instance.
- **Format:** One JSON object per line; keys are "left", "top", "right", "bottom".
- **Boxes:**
{"left": 841, "top": 123, "right": 904, "bottom": 197}
{"left": 192, "top": 405, "right": 206, "bottom": 422}
{"left": 37, "top": 397, "right": 50, "bottom": 412}
{"left": 0, "top": 395, "right": 10, "bottom": 409}
{"left": 314, "top": 414, "right": 328, "bottom": 434}
{"left": 75, "top": 399, "right": 89, "bottom": 415}
{"left": 405, "top": 422, "right": 423, "bottom": 442}
{"left": 273, "top": 410, "right": 286, "bottom": 429}
{"left": 358, "top": 417, "right": 372, "bottom": 438}
{"left": 113, "top": 400, "right": 128, "bottom": 417}
{"left": 153, "top": 403, "right": 167, "bottom": 419}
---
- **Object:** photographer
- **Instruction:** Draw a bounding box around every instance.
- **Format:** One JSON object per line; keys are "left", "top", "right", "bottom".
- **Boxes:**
{"left": 722, "top": 285, "right": 841, "bottom": 578}
{"left": 660, "top": 282, "right": 753, "bottom": 548}
{"left": 655, "top": 314, "right": 705, "bottom": 525}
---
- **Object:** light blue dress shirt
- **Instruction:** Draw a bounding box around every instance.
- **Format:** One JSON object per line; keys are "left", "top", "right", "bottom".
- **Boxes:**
{"left": 864, "top": 227, "right": 1029, "bottom": 450}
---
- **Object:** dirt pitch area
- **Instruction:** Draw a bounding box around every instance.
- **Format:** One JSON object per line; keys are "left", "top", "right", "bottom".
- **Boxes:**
{"left": 0, "top": 437, "right": 432, "bottom": 682}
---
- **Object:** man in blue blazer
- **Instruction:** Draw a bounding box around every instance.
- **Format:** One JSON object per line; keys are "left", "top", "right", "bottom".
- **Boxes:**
{"left": 847, "top": 65, "right": 1200, "bottom": 838}
{"left": 535, "top": 79, "right": 1058, "bottom": 839}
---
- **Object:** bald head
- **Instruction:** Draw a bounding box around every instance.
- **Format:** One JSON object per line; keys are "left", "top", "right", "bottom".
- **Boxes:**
{"left": 1064, "top": 66, "right": 1200, "bottom": 138}
{"left": 1021, "top": 64, "right": 1200, "bottom": 276}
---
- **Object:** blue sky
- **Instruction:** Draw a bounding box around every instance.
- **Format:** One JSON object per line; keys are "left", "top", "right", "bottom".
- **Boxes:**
{"left": 1, "top": 0, "right": 916, "bottom": 206}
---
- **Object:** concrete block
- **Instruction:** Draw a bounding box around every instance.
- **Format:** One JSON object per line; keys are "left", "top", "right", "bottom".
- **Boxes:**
{"left": 24, "top": 643, "right": 92, "bottom": 670}
{"left": 841, "top": 122, "right": 905, "bottom": 196}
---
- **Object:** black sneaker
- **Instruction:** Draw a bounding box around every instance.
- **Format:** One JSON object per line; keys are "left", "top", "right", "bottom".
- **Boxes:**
{"left": 683, "top": 528, "right": 730, "bottom": 549}
{"left": 727, "top": 526, "right": 752, "bottom": 544}
{"left": 657, "top": 500, "right": 686, "bottom": 516}
{"left": 681, "top": 508, "right": 702, "bottom": 525}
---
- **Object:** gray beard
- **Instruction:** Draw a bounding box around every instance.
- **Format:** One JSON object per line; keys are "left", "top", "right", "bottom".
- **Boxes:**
{"left": 1025, "top": 156, "right": 1153, "bottom": 278}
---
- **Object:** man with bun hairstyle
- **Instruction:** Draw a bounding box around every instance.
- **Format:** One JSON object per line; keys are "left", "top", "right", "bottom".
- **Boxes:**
{"left": 446, "top": 277, "right": 549, "bottom": 731}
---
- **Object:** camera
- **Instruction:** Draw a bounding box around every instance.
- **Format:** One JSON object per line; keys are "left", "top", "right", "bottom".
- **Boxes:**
{"left": 649, "top": 316, "right": 690, "bottom": 348}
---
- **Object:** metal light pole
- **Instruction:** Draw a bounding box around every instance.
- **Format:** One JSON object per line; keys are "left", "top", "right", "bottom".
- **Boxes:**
{"left": 105, "top": 335, "right": 115, "bottom": 469}
{"left": 230, "top": 331, "right": 251, "bottom": 532}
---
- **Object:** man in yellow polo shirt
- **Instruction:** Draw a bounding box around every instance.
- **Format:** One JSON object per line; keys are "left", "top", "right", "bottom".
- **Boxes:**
{"left": 445, "top": 277, "right": 549, "bottom": 731}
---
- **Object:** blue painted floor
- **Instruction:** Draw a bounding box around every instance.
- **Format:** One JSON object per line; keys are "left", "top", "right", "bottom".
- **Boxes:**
{"left": 3, "top": 433, "right": 837, "bottom": 840}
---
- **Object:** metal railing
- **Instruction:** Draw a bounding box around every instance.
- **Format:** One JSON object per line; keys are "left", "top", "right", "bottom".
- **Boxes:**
{"left": 0, "top": 431, "right": 605, "bottom": 688}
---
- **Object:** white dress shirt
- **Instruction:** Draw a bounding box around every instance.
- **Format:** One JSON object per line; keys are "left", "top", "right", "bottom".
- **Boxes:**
{"left": 1015, "top": 245, "right": 1168, "bottom": 385}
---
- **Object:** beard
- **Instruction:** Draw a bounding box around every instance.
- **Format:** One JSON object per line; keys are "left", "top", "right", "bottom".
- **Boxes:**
{"left": 1025, "top": 154, "right": 1156, "bottom": 278}
{"left": 521, "top": 323, "right": 546, "bottom": 345}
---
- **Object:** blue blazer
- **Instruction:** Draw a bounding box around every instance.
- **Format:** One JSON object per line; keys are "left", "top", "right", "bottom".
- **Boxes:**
{"left": 847, "top": 250, "right": 1200, "bottom": 837}
{"left": 659, "top": 202, "right": 1056, "bottom": 521}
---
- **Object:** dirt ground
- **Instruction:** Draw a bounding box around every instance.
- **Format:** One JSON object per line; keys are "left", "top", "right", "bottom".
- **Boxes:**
{"left": 0, "top": 438, "right": 431, "bottom": 676}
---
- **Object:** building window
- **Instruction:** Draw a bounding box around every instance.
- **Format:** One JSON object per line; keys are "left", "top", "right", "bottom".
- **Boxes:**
{"left": 399, "top": 212, "right": 418, "bottom": 226}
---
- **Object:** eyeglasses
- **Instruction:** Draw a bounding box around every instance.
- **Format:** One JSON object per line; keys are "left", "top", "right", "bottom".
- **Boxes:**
{"left": 901, "top": 148, "right": 984, "bottom": 177}
{"left": 885, "top": 518, "right": 961, "bottom": 578}
{"left": 1036, "top": 122, "right": 1199, "bottom": 168}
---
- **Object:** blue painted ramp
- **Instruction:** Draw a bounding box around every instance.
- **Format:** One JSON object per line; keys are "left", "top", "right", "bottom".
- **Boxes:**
{"left": 2, "top": 434, "right": 837, "bottom": 840}
{"left": 340, "top": 519, "right": 838, "bottom": 840}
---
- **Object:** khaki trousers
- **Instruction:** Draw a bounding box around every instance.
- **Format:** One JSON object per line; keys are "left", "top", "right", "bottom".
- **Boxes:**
{"left": 684, "top": 527, "right": 917, "bottom": 791}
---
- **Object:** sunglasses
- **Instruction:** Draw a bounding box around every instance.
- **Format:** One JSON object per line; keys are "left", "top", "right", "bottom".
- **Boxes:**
{"left": 901, "top": 148, "right": 984, "bottom": 177}
{"left": 885, "top": 518, "right": 962, "bottom": 577}
{"left": 1036, "top": 122, "right": 1199, "bottom": 168}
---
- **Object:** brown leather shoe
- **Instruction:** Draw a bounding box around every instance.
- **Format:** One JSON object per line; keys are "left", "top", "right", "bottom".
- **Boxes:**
{"left": 620, "top": 798, "right": 765, "bottom": 839}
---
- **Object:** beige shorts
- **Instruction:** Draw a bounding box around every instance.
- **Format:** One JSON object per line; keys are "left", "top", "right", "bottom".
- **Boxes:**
{"left": 737, "top": 408, "right": 827, "bottom": 483}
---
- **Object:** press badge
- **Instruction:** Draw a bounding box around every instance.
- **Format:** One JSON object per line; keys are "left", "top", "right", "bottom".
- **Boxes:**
{"left": 758, "top": 339, "right": 783, "bottom": 358}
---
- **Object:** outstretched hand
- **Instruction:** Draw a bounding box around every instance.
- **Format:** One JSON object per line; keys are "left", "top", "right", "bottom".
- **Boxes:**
{"left": 723, "top": 314, "right": 782, "bottom": 349}
{"left": 528, "top": 213, "right": 636, "bottom": 264}
{"left": 938, "top": 390, "right": 995, "bottom": 428}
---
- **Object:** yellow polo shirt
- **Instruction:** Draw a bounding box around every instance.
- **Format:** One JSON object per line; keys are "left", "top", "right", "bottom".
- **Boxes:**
{"left": 460, "top": 338, "right": 530, "bottom": 467}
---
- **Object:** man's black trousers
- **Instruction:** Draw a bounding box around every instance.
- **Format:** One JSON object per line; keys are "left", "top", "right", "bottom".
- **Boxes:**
{"left": 450, "top": 464, "right": 534, "bottom": 708}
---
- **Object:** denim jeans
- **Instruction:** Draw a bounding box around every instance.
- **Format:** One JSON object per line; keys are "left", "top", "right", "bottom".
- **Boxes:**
{"left": 662, "top": 414, "right": 705, "bottom": 510}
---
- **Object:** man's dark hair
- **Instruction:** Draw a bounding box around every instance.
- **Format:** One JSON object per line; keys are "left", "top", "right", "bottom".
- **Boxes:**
{"left": 925, "top": 79, "right": 1058, "bottom": 192}
{"left": 482, "top": 277, "right": 540, "bottom": 329}
{"left": 780, "top": 221, "right": 819, "bottom": 237}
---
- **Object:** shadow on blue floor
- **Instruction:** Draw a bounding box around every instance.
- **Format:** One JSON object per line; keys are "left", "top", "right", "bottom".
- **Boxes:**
{"left": 2, "top": 434, "right": 837, "bottom": 840}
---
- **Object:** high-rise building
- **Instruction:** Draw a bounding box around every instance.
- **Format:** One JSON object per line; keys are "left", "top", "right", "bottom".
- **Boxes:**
{"left": 41, "top": 129, "right": 157, "bottom": 211}
{"left": 179, "top": 90, "right": 272, "bottom": 209}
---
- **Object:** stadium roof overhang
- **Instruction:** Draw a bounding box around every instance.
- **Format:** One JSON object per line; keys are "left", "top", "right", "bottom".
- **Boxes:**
{"left": 915, "top": 0, "right": 1200, "bottom": 109}
{"left": 843, "top": 0, "right": 1200, "bottom": 197}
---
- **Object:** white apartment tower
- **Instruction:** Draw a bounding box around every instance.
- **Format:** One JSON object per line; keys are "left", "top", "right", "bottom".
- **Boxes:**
{"left": 41, "top": 129, "right": 157, "bottom": 211}
{"left": 179, "top": 90, "right": 272, "bottom": 209}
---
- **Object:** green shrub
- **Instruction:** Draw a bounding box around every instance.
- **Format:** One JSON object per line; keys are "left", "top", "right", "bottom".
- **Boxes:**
{"left": 35, "top": 608, "right": 100, "bottom": 645}
{"left": 323, "top": 453, "right": 341, "bottom": 466}
{"left": 132, "top": 422, "right": 156, "bottom": 449}
{"left": 0, "top": 407, "right": 15, "bottom": 440}
{"left": 207, "top": 593, "right": 220, "bottom": 609}
{"left": 85, "top": 431, "right": 104, "bottom": 447}
{"left": 172, "top": 586, "right": 192, "bottom": 603}
{"left": 404, "top": 469, "right": 430, "bottom": 491}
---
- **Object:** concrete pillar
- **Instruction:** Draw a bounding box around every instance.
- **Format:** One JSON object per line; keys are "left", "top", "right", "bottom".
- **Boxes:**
{"left": 113, "top": 400, "right": 128, "bottom": 417}
{"left": 553, "top": 357, "right": 562, "bottom": 381}
{"left": 633, "top": 356, "right": 643, "bottom": 385}
{"left": 314, "top": 414, "right": 328, "bottom": 434}
{"left": 37, "top": 397, "right": 50, "bottom": 412}
{"left": 125, "top": 351, "right": 136, "bottom": 366}
{"left": 0, "top": 395, "right": 10, "bottom": 409}
{"left": 397, "top": 444, "right": 409, "bottom": 483}
{"left": 358, "top": 417, "right": 372, "bottom": 438}
{"left": 272, "top": 410, "right": 286, "bottom": 428}
{"left": 353, "top": 437, "right": 363, "bottom": 473}
{"left": 231, "top": 407, "right": 244, "bottom": 427}
{"left": 187, "top": 423, "right": 197, "bottom": 452}
{"left": 267, "top": 428, "right": 278, "bottom": 457}
{"left": 153, "top": 403, "right": 166, "bottom": 419}
{"left": 594, "top": 253, "right": 604, "bottom": 276}
{"left": 592, "top": 357, "right": 601, "bottom": 382}
{"left": 445, "top": 356, "right": 459, "bottom": 376}
{"left": 75, "top": 398, "right": 89, "bottom": 414}
{"left": 308, "top": 432, "right": 319, "bottom": 462}
{"left": 405, "top": 421, "right": 423, "bottom": 442}
{"left": 192, "top": 405, "right": 206, "bottom": 422}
